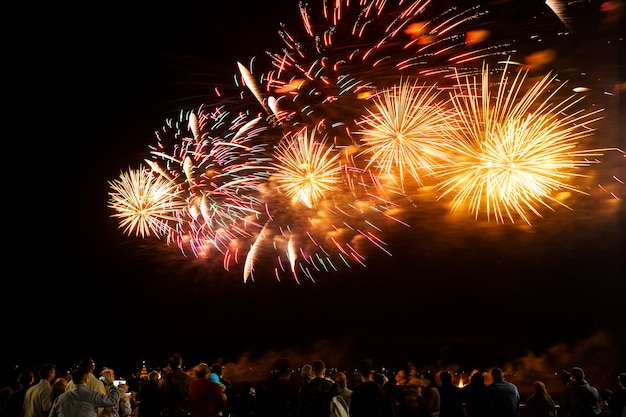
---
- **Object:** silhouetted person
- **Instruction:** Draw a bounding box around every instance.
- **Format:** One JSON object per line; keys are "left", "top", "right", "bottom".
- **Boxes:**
{"left": 462, "top": 371, "right": 494, "bottom": 417}
{"left": 487, "top": 367, "right": 520, "bottom": 417}
{"left": 65, "top": 359, "right": 104, "bottom": 395}
{"left": 416, "top": 371, "right": 440, "bottom": 417}
{"left": 334, "top": 372, "right": 352, "bottom": 407}
{"left": 298, "top": 360, "right": 339, "bottom": 417}
{"left": 598, "top": 389, "right": 612, "bottom": 417}
{"left": 189, "top": 363, "right": 227, "bottom": 417}
{"left": 350, "top": 359, "right": 393, "bottom": 417}
{"left": 560, "top": 366, "right": 601, "bottom": 417}
{"left": 256, "top": 358, "right": 298, "bottom": 417}
{"left": 158, "top": 354, "right": 192, "bottom": 417}
{"left": 0, "top": 370, "right": 35, "bottom": 417}
{"left": 65, "top": 358, "right": 107, "bottom": 417}
{"left": 525, "top": 380, "right": 557, "bottom": 417}
{"left": 231, "top": 381, "right": 257, "bottom": 417}
{"left": 117, "top": 384, "right": 133, "bottom": 417}
{"left": 437, "top": 371, "right": 464, "bottom": 417}
{"left": 211, "top": 364, "right": 234, "bottom": 417}
{"left": 24, "top": 363, "right": 56, "bottom": 417}
{"left": 608, "top": 373, "right": 626, "bottom": 417}
{"left": 374, "top": 374, "right": 388, "bottom": 387}
{"left": 137, "top": 371, "right": 161, "bottom": 417}
{"left": 49, "top": 368, "right": 119, "bottom": 417}
{"left": 51, "top": 378, "right": 68, "bottom": 404}
{"left": 384, "top": 375, "right": 416, "bottom": 417}
{"left": 301, "top": 366, "right": 313, "bottom": 387}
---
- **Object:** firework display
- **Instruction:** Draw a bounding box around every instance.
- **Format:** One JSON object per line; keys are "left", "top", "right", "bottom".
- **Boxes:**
{"left": 107, "top": 0, "right": 622, "bottom": 282}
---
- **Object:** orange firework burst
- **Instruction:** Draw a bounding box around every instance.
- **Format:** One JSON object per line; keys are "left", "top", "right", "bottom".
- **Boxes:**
{"left": 435, "top": 61, "right": 606, "bottom": 225}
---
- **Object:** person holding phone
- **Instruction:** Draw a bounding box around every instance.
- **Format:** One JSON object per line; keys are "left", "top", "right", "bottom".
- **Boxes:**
{"left": 50, "top": 368, "right": 119, "bottom": 417}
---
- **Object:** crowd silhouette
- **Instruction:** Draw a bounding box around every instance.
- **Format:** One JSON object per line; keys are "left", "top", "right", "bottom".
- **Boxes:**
{"left": 1, "top": 354, "right": 624, "bottom": 417}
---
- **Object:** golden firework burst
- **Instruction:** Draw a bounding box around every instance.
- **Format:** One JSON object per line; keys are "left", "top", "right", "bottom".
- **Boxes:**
{"left": 271, "top": 127, "right": 343, "bottom": 209}
{"left": 108, "top": 165, "right": 186, "bottom": 237}
{"left": 435, "top": 61, "right": 605, "bottom": 224}
{"left": 355, "top": 78, "right": 457, "bottom": 191}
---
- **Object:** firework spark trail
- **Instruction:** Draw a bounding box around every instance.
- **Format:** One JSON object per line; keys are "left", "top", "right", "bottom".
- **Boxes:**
{"left": 434, "top": 62, "right": 607, "bottom": 225}
{"left": 545, "top": 0, "right": 571, "bottom": 30}
{"left": 263, "top": 0, "right": 522, "bottom": 131}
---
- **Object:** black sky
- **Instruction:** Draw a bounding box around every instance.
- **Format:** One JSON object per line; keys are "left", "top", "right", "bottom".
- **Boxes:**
{"left": 5, "top": 0, "right": 625, "bottom": 390}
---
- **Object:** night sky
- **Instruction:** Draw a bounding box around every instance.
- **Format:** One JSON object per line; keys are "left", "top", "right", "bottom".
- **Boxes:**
{"left": 4, "top": 0, "right": 624, "bottom": 394}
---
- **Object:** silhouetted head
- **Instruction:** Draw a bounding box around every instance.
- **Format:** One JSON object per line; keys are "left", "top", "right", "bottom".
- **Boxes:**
{"left": 148, "top": 371, "right": 161, "bottom": 383}
{"left": 18, "top": 371, "right": 35, "bottom": 387}
{"left": 194, "top": 363, "right": 210, "bottom": 379}
{"left": 312, "top": 360, "right": 326, "bottom": 378}
{"left": 241, "top": 381, "right": 253, "bottom": 394}
{"left": 470, "top": 372, "right": 485, "bottom": 386}
{"left": 439, "top": 371, "right": 452, "bottom": 385}
{"left": 72, "top": 368, "right": 90, "bottom": 385}
{"left": 210, "top": 364, "right": 223, "bottom": 377}
{"left": 571, "top": 367, "right": 585, "bottom": 381}
{"left": 561, "top": 370, "right": 571, "bottom": 385}
{"left": 357, "top": 359, "right": 374, "bottom": 378}
{"left": 394, "top": 369, "right": 408, "bottom": 385}
{"left": 51, "top": 378, "right": 67, "bottom": 399}
{"left": 374, "top": 373, "right": 387, "bottom": 385}
{"left": 78, "top": 357, "right": 96, "bottom": 373}
{"left": 334, "top": 372, "right": 347, "bottom": 389}
{"left": 599, "top": 389, "right": 612, "bottom": 402}
{"left": 39, "top": 363, "right": 56, "bottom": 380}
{"left": 301, "top": 364, "right": 313, "bottom": 382}
{"left": 168, "top": 354, "right": 183, "bottom": 371}
{"left": 491, "top": 368, "right": 504, "bottom": 382}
